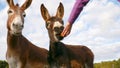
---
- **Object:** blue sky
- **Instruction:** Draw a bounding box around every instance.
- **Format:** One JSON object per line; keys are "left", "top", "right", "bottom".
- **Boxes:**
{"left": 0, "top": 0, "right": 120, "bottom": 63}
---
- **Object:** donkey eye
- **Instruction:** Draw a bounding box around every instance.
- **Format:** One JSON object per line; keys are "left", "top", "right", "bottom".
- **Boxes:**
{"left": 22, "top": 12, "right": 26, "bottom": 17}
{"left": 46, "top": 21, "right": 51, "bottom": 29}
{"left": 7, "top": 9, "right": 14, "bottom": 14}
{"left": 47, "top": 21, "right": 51, "bottom": 24}
{"left": 46, "top": 23, "right": 50, "bottom": 28}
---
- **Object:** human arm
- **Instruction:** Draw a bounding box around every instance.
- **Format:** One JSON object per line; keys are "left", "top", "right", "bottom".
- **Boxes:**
{"left": 61, "top": 0, "right": 90, "bottom": 37}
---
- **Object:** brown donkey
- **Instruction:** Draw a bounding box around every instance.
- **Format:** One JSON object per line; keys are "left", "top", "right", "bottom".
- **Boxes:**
{"left": 40, "top": 3, "right": 94, "bottom": 68}
{"left": 6, "top": 0, "right": 49, "bottom": 68}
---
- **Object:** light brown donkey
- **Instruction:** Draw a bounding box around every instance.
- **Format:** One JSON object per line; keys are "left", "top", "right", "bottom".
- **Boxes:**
{"left": 40, "top": 3, "right": 94, "bottom": 68}
{"left": 6, "top": 0, "right": 49, "bottom": 68}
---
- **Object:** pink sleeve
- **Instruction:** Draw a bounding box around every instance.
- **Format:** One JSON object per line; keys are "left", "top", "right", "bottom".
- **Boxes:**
{"left": 68, "top": 0, "right": 89, "bottom": 24}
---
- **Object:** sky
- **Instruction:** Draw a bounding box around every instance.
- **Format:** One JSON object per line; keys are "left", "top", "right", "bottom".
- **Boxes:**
{"left": 0, "top": 0, "right": 120, "bottom": 63}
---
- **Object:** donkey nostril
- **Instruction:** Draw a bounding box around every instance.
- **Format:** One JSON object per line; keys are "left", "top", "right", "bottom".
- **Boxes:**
{"left": 13, "top": 23, "right": 18, "bottom": 27}
{"left": 60, "top": 26, "right": 64, "bottom": 30}
{"left": 13, "top": 23, "right": 15, "bottom": 26}
{"left": 12, "top": 23, "right": 23, "bottom": 28}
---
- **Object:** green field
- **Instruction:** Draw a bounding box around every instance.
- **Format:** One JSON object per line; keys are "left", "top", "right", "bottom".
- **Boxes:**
{"left": 94, "top": 58, "right": 120, "bottom": 68}
{"left": 0, "top": 58, "right": 120, "bottom": 68}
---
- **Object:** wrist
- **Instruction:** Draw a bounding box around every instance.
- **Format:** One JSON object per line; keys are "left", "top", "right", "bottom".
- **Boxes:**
{"left": 67, "top": 22, "right": 73, "bottom": 26}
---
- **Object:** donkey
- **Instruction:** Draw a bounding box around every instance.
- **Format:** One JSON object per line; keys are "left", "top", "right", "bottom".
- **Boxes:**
{"left": 40, "top": 3, "right": 94, "bottom": 68}
{"left": 6, "top": 0, "right": 49, "bottom": 68}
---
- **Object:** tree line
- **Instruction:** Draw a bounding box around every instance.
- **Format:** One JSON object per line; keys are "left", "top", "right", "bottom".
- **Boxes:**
{"left": 94, "top": 58, "right": 120, "bottom": 68}
{"left": 0, "top": 60, "right": 8, "bottom": 68}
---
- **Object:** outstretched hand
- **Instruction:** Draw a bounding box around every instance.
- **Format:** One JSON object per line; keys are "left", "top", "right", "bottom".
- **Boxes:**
{"left": 61, "top": 22, "right": 73, "bottom": 37}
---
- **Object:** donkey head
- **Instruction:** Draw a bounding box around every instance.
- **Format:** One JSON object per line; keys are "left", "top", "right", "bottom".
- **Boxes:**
{"left": 6, "top": 0, "right": 32, "bottom": 36}
{"left": 40, "top": 3, "right": 64, "bottom": 42}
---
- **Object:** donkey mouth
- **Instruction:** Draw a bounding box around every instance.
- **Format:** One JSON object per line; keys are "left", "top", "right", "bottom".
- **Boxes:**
{"left": 56, "top": 34, "right": 64, "bottom": 40}
{"left": 13, "top": 32, "right": 21, "bottom": 36}
{"left": 10, "top": 30, "right": 22, "bottom": 36}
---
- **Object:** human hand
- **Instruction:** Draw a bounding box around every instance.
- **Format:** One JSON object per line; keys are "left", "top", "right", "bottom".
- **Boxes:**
{"left": 61, "top": 22, "right": 73, "bottom": 37}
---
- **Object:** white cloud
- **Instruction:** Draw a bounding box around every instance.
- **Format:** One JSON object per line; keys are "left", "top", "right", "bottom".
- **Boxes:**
{"left": 0, "top": 2, "right": 8, "bottom": 60}
{"left": 93, "top": 42, "right": 120, "bottom": 62}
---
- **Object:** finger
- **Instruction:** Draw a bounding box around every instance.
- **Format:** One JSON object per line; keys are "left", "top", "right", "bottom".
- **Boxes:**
{"left": 61, "top": 29, "right": 68, "bottom": 37}
{"left": 61, "top": 31, "right": 67, "bottom": 37}
{"left": 61, "top": 28, "right": 67, "bottom": 36}
{"left": 64, "top": 31, "right": 70, "bottom": 37}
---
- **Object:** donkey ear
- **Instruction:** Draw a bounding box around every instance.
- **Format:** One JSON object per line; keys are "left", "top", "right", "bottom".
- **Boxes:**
{"left": 40, "top": 4, "right": 50, "bottom": 21}
{"left": 56, "top": 2, "right": 64, "bottom": 19}
{"left": 21, "top": 0, "right": 32, "bottom": 10}
{"left": 6, "top": 0, "right": 14, "bottom": 7}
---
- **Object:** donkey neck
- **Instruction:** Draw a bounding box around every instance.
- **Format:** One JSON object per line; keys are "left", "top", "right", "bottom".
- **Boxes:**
{"left": 7, "top": 31, "right": 23, "bottom": 49}
{"left": 50, "top": 41, "right": 61, "bottom": 49}
{"left": 49, "top": 41, "right": 65, "bottom": 57}
{"left": 48, "top": 40, "right": 69, "bottom": 67}
{"left": 50, "top": 41, "right": 63, "bottom": 46}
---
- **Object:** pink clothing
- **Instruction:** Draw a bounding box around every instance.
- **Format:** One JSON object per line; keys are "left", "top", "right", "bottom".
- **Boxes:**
{"left": 68, "top": 0, "right": 89, "bottom": 24}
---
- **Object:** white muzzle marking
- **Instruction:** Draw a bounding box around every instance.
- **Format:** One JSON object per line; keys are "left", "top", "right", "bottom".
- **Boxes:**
{"left": 53, "top": 21, "right": 63, "bottom": 41}
{"left": 11, "top": 16, "right": 23, "bottom": 34}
